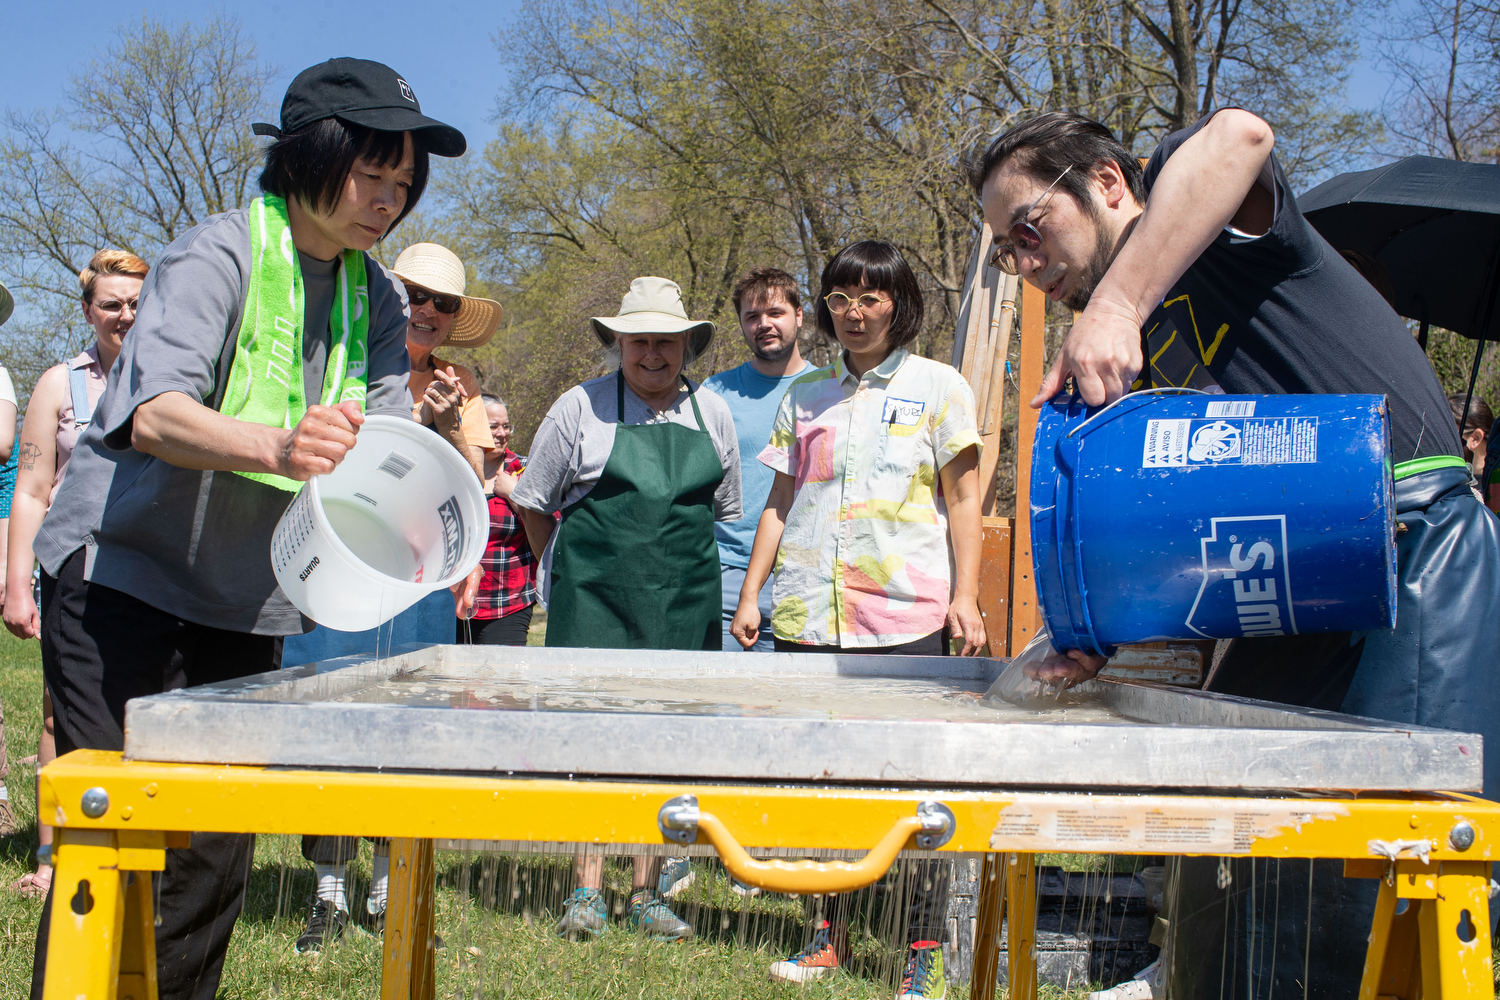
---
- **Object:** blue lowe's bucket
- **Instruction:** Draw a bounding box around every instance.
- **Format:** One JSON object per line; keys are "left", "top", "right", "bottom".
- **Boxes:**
{"left": 1030, "top": 391, "right": 1397, "bottom": 655}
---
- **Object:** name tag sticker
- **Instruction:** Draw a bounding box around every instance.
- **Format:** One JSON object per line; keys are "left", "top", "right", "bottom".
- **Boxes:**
{"left": 883, "top": 397, "right": 925, "bottom": 426}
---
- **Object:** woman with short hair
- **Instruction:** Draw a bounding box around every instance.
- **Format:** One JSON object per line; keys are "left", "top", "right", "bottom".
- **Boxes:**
{"left": 732, "top": 240, "right": 985, "bottom": 656}
{"left": 510, "top": 276, "right": 741, "bottom": 941}
{"left": 23, "top": 58, "right": 464, "bottom": 994}
{"left": 730, "top": 241, "right": 984, "bottom": 994}
{"left": 4, "top": 248, "right": 147, "bottom": 899}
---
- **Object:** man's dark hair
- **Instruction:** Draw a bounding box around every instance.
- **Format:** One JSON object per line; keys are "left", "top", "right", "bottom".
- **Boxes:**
{"left": 815, "top": 241, "right": 924, "bottom": 349}
{"left": 259, "top": 118, "right": 431, "bottom": 235}
{"left": 968, "top": 113, "right": 1145, "bottom": 211}
{"left": 733, "top": 266, "right": 802, "bottom": 314}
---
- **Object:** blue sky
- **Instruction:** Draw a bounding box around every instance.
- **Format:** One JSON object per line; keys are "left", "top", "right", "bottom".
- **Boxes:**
{"left": 2, "top": 0, "right": 526, "bottom": 149}
{"left": 6, "top": 1, "right": 1390, "bottom": 154}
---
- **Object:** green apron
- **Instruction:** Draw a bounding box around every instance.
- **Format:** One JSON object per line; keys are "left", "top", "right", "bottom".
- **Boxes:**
{"left": 545, "top": 371, "right": 724, "bottom": 650}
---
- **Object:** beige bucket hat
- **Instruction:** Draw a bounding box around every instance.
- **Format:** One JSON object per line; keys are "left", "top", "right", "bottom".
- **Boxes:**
{"left": 390, "top": 243, "right": 502, "bottom": 349}
{"left": 590, "top": 277, "right": 715, "bottom": 358}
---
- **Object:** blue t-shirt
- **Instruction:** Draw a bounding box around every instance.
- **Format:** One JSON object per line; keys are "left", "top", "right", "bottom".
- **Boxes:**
{"left": 704, "top": 360, "right": 812, "bottom": 569}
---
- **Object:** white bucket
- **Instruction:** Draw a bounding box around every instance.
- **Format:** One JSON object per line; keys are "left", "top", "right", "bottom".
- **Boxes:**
{"left": 270, "top": 414, "right": 488, "bottom": 631}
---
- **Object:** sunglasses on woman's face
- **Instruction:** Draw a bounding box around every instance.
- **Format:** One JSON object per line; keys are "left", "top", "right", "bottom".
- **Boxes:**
{"left": 404, "top": 284, "right": 461, "bottom": 315}
{"left": 988, "top": 165, "right": 1074, "bottom": 276}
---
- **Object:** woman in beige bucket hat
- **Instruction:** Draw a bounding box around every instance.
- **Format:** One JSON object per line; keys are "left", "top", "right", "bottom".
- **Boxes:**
{"left": 510, "top": 276, "right": 743, "bottom": 941}
{"left": 390, "top": 242, "right": 503, "bottom": 479}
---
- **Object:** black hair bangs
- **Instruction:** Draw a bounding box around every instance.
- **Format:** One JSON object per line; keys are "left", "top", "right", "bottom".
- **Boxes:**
{"left": 815, "top": 240, "right": 925, "bottom": 349}
{"left": 259, "top": 117, "right": 432, "bottom": 237}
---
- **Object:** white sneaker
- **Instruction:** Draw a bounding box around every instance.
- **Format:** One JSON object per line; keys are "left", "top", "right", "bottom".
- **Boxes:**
{"left": 1087, "top": 959, "right": 1161, "bottom": 1000}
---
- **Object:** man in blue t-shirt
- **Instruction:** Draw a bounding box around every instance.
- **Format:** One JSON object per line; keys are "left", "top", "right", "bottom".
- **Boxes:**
{"left": 704, "top": 268, "right": 812, "bottom": 650}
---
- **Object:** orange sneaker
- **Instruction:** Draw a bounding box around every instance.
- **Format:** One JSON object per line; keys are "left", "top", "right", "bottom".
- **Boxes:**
{"left": 769, "top": 920, "right": 840, "bottom": 984}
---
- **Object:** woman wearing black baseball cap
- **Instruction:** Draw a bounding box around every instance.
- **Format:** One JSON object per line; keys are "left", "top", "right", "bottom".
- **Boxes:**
{"left": 29, "top": 59, "right": 463, "bottom": 1000}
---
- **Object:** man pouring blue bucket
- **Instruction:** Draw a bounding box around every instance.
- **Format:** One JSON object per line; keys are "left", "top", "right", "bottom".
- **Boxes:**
{"left": 972, "top": 110, "right": 1500, "bottom": 997}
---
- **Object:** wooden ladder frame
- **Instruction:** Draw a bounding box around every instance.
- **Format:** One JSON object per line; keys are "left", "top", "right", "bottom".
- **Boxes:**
{"left": 952, "top": 222, "right": 1046, "bottom": 656}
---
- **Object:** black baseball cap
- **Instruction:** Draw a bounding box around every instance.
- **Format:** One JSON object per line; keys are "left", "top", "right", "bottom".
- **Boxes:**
{"left": 253, "top": 58, "right": 467, "bottom": 158}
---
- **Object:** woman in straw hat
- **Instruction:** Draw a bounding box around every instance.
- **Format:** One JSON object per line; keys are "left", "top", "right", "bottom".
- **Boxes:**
{"left": 281, "top": 242, "right": 500, "bottom": 953}
{"left": 509, "top": 276, "right": 741, "bottom": 940}
{"left": 390, "top": 242, "right": 502, "bottom": 479}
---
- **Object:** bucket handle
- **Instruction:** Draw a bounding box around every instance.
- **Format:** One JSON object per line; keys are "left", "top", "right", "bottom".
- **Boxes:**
{"left": 1064, "top": 387, "right": 1208, "bottom": 440}
{"left": 1055, "top": 388, "right": 1207, "bottom": 655}
{"left": 1051, "top": 449, "right": 1107, "bottom": 655}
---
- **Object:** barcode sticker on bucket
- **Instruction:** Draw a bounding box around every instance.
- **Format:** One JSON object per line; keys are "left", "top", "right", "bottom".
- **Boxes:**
{"left": 377, "top": 451, "right": 416, "bottom": 480}
{"left": 1206, "top": 400, "right": 1256, "bottom": 417}
{"left": 1143, "top": 419, "right": 1191, "bottom": 467}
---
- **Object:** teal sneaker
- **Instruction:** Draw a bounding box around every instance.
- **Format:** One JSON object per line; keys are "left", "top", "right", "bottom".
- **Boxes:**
{"left": 657, "top": 856, "right": 695, "bottom": 898}
{"left": 626, "top": 889, "right": 694, "bottom": 940}
{"left": 899, "top": 940, "right": 945, "bottom": 998}
{"left": 556, "top": 887, "right": 608, "bottom": 940}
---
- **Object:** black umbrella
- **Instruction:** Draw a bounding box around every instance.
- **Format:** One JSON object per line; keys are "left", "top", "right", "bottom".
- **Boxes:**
{"left": 1300, "top": 154, "right": 1500, "bottom": 430}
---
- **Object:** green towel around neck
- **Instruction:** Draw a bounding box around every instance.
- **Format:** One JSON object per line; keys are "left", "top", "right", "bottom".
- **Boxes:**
{"left": 220, "top": 194, "right": 371, "bottom": 492}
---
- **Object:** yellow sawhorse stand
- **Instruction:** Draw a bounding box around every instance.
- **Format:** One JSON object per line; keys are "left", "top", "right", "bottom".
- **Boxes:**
{"left": 38, "top": 750, "right": 1497, "bottom": 1000}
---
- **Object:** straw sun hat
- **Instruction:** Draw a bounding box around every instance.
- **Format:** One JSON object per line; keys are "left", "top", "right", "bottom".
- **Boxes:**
{"left": 590, "top": 277, "right": 716, "bottom": 359}
{"left": 390, "top": 243, "right": 502, "bottom": 349}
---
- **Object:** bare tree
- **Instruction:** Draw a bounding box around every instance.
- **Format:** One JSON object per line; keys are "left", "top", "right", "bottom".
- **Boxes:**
{"left": 1377, "top": 0, "right": 1500, "bottom": 160}
{"left": 0, "top": 15, "right": 273, "bottom": 390}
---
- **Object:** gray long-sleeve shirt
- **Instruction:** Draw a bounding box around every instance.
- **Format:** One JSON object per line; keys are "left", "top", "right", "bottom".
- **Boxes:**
{"left": 35, "top": 207, "right": 413, "bottom": 635}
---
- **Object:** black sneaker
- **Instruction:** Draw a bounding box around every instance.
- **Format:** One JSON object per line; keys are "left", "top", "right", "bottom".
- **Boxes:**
{"left": 296, "top": 899, "right": 350, "bottom": 954}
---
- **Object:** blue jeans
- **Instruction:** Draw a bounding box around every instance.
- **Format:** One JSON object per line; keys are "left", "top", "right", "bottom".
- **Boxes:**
{"left": 721, "top": 565, "right": 774, "bottom": 652}
{"left": 282, "top": 589, "right": 454, "bottom": 666}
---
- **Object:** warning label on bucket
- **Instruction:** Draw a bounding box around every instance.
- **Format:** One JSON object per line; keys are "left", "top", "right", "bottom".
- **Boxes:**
{"left": 1142, "top": 419, "right": 1191, "bottom": 466}
{"left": 1143, "top": 417, "right": 1317, "bottom": 467}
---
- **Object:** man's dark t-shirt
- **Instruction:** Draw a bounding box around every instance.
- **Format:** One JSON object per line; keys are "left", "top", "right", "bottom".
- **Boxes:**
{"left": 1137, "top": 114, "right": 1460, "bottom": 464}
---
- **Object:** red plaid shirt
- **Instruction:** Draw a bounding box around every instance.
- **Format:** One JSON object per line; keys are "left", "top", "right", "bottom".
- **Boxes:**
{"left": 473, "top": 450, "right": 538, "bottom": 619}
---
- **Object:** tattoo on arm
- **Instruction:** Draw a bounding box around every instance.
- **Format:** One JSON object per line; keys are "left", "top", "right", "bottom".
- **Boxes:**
{"left": 18, "top": 441, "right": 40, "bottom": 470}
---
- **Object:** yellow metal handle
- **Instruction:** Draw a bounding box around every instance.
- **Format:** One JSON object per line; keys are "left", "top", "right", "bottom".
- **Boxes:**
{"left": 658, "top": 796, "right": 954, "bottom": 894}
{"left": 699, "top": 811, "right": 924, "bottom": 894}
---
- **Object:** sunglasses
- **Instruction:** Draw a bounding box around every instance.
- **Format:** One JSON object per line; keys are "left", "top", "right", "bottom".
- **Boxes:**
{"left": 404, "top": 284, "right": 462, "bottom": 315}
{"left": 824, "top": 291, "right": 891, "bottom": 316}
{"left": 988, "top": 164, "right": 1074, "bottom": 276}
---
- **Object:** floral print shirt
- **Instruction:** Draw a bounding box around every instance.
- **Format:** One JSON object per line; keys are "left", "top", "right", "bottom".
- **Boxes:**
{"left": 758, "top": 348, "right": 982, "bottom": 648}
